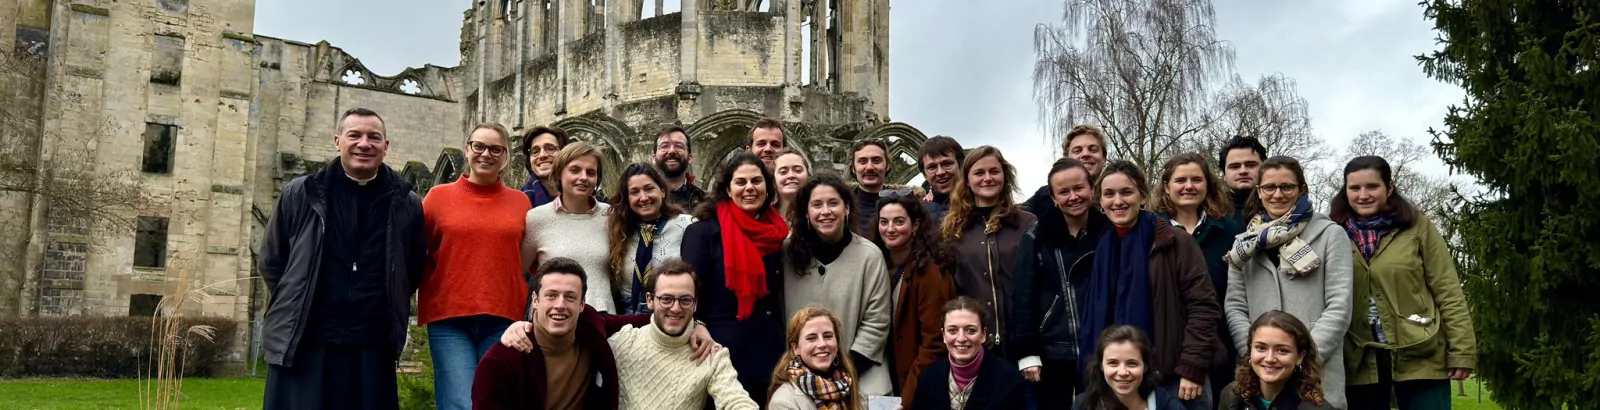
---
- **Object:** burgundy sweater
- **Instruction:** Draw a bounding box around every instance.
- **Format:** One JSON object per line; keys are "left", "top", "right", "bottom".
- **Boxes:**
{"left": 472, "top": 306, "right": 649, "bottom": 410}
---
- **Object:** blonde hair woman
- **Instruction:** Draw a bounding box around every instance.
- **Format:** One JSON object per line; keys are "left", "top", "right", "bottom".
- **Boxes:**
{"left": 768, "top": 305, "right": 864, "bottom": 410}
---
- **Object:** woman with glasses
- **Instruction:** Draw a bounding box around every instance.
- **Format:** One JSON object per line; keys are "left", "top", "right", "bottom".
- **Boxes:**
{"left": 873, "top": 193, "right": 957, "bottom": 406}
{"left": 940, "top": 146, "right": 1036, "bottom": 358}
{"left": 418, "top": 123, "right": 532, "bottom": 410}
{"left": 522, "top": 141, "right": 618, "bottom": 312}
{"left": 1223, "top": 156, "right": 1352, "bottom": 410}
{"left": 607, "top": 163, "right": 696, "bottom": 314}
{"left": 1333, "top": 156, "right": 1475, "bottom": 410}
{"left": 1151, "top": 153, "right": 1246, "bottom": 398}
{"left": 783, "top": 173, "right": 895, "bottom": 396}
{"left": 773, "top": 147, "right": 810, "bottom": 227}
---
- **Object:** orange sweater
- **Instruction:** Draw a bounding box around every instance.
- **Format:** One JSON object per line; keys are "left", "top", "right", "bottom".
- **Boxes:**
{"left": 419, "top": 175, "right": 532, "bottom": 325}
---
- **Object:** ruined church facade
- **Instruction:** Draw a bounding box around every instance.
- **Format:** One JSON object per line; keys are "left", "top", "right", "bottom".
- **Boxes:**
{"left": 0, "top": 0, "right": 926, "bottom": 359}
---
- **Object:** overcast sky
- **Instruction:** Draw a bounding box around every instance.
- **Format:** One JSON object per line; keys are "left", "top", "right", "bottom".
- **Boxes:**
{"left": 255, "top": 0, "right": 1463, "bottom": 190}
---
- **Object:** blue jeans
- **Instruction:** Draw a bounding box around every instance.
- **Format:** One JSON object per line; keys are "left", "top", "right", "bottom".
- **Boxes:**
{"left": 428, "top": 315, "right": 514, "bottom": 410}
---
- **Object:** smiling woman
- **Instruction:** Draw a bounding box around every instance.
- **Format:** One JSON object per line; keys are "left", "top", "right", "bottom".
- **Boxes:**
{"left": 417, "top": 122, "right": 532, "bottom": 410}
{"left": 1223, "top": 155, "right": 1353, "bottom": 410}
{"left": 606, "top": 163, "right": 694, "bottom": 315}
{"left": 522, "top": 142, "right": 617, "bottom": 313}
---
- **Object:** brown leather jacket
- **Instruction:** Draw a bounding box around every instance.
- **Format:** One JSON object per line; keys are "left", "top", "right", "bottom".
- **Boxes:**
{"left": 889, "top": 258, "right": 957, "bottom": 408}
{"left": 1146, "top": 223, "right": 1225, "bottom": 383}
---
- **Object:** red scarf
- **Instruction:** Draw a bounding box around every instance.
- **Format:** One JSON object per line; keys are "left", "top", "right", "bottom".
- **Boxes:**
{"left": 717, "top": 200, "right": 790, "bottom": 320}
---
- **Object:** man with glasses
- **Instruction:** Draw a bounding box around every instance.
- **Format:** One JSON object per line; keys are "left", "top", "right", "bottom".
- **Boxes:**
{"left": 261, "top": 107, "right": 426, "bottom": 409}
{"left": 477, "top": 258, "right": 738, "bottom": 409}
{"left": 849, "top": 138, "right": 891, "bottom": 240}
{"left": 918, "top": 136, "right": 965, "bottom": 222}
{"left": 653, "top": 126, "right": 705, "bottom": 210}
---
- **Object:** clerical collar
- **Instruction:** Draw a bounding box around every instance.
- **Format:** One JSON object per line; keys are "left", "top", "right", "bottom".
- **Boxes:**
{"left": 345, "top": 173, "right": 376, "bottom": 186}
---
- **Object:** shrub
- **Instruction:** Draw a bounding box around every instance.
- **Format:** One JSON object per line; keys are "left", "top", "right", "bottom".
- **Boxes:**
{"left": 0, "top": 316, "right": 238, "bottom": 378}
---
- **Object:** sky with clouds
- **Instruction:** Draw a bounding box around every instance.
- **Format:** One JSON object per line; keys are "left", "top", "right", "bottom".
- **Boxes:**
{"left": 254, "top": 0, "right": 1464, "bottom": 190}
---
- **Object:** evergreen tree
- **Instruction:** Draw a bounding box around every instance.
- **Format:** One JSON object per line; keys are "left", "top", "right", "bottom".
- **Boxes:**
{"left": 1419, "top": 1, "right": 1600, "bottom": 407}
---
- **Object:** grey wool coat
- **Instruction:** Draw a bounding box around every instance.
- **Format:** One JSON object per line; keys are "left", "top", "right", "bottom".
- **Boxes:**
{"left": 1225, "top": 212, "right": 1354, "bottom": 410}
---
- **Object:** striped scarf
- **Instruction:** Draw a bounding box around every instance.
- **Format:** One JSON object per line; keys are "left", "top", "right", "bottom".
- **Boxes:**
{"left": 1225, "top": 195, "right": 1322, "bottom": 278}
{"left": 1344, "top": 215, "right": 1393, "bottom": 262}
{"left": 787, "top": 356, "right": 852, "bottom": 410}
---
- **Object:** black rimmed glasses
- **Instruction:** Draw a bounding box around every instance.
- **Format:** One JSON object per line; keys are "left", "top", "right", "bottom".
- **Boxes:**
{"left": 652, "top": 294, "right": 696, "bottom": 308}
{"left": 467, "top": 141, "right": 508, "bottom": 157}
{"left": 1258, "top": 184, "right": 1300, "bottom": 195}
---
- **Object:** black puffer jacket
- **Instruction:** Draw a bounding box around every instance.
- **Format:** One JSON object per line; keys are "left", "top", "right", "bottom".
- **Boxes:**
{"left": 1009, "top": 207, "right": 1109, "bottom": 362}
{"left": 258, "top": 163, "right": 425, "bottom": 367}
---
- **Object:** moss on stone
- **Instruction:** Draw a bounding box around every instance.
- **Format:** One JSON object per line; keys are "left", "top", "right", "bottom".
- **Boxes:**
{"left": 222, "top": 31, "right": 257, "bottom": 44}
{"left": 69, "top": 4, "right": 109, "bottom": 17}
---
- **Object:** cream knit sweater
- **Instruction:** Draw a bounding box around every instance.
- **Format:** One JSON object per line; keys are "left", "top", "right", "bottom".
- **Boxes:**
{"left": 610, "top": 317, "right": 758, "bottom": 410}
{"left": 523, "top": 198, "right": 615, "bottom": 312}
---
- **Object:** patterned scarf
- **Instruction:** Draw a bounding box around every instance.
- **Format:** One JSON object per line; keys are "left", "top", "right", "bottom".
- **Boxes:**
{"left": 787, "top": 356, "right": 852, "bottom": 410}
{"left": 1225, "top": 195, "right": 1321, "bottom": 278}
{"left": 1344, "top": 215, "right": 1393, "bottom": 262}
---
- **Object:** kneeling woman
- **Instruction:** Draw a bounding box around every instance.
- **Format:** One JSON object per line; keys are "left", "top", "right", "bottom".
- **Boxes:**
{"left": 1217, "top": 311, "right": 1335, "bottom": 410}
{"left": 1074, "top": 325, "right": 1185, "bottom": 410}
{"left": 909, "top": 296, "right": 1026, "bottom": 410}
{"left": 768, "top": 305, "right": 864, "bottom": 410}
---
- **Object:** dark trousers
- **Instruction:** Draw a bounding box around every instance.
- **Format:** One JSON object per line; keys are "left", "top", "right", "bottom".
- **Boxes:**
{"left": 265, "top": 345, "right": 400, "bottom": 410}
{"left": 1029, "top": 359, "right": 1080, "bottom": 410}
{"left": 1210, "top": 347, "right": 1241, "bottom": 402}
{"left": 1345, "top": 350, "right": 1453, "bottom": 410}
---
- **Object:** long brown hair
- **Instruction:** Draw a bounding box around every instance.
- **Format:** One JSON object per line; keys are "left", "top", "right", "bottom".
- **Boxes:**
{"left": 784, "top": 173, "right": 858, "bottom": 272}
{"left": 873, "top": 194, "right": 957, "bottom": 272}
{"left": 1150, "top": 153, "right": 1231, "bottom": 219}
{"left": 1327, "top": 155, "right": 1419, "bottom": 230}
{"left": 940, "top": 146, "right": 1020, "bottom": 240}
{"left": 1079, "top": 325, "right": 1161, "bottom": 410}
{"left": 767, "top": 305, "right": 862, "bottom": 409}
{"left": 1231, "top": 310, "right": 1327, "bottom": 405}
{"left": 606, "top": 163, "right": 685, "bottom": 283}
{"left": 691, "top": 152, "right": 777, "bottom": 221}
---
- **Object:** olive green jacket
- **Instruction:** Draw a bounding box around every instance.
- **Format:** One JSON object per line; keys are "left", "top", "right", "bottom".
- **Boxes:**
{"left": 1343, "top": 216, "right": 1477, "bottom": 384}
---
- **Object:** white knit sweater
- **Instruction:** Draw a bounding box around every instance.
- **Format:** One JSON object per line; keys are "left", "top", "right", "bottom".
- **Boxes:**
{"left": 523, "top": 198, "right": 615, "bottom": 312}
{"left": 610, "top": 318, "right": 758, "bottom": 410}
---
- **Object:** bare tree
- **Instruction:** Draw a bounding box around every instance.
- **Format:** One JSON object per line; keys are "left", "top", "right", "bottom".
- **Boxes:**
{"left": 1032, "top": 0, "right": 1236, "bottom": 171}
{"left": 1194, "top": 73, "right": 1333, "bottom": 167}
{"left": 0, "top": 51, "right": 160, "bottom": 317}
{"left": 1309, "top": 130, "right": 1455, "bottom": 222}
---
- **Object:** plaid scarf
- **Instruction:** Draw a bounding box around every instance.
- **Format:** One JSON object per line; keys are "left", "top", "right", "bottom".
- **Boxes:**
{"left": 787, "top": 356, "right": 852, "bottom": 410}
{"left": 1225, "top": 195, "right": 1322, "bottom": 278}
{"left": 1344, "top": 215, "right": 1393, "bottom": 262}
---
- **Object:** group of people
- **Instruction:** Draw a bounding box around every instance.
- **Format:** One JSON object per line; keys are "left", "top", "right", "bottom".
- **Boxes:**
{"left": 257, "top": 107, "right": 1479, "bottom": 410}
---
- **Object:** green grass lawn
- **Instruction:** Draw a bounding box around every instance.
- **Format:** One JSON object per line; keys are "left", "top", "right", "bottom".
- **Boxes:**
{"left": 1451, "top": 377, "right": 1503, "bottom": 410}
{"left": 0, "top": 377, "right": 266, "bottom": 410}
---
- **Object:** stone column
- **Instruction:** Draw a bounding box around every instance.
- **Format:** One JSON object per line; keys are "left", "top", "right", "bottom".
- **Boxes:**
{"left": 604, "top": 0, "right": 621, "bottom": 114}
{"left": 809, "top": 0, "right": 827, "bottom": 87}
{"left": 675, "top": 0, "right": 702, "bottom": 123}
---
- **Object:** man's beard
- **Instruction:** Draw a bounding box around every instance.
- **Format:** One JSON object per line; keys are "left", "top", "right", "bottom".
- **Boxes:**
{"left": 656, "top": 155, "right": 689, "bottom": 178}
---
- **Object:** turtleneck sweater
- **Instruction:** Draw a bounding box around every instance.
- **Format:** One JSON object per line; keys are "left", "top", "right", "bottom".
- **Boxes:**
{"left": 536, "top": 319, "right": 591, "bottom": 410}
{"left": 609, "top": 317, "right": 757, "bottom": 410}
{"left": 419, "top": 175, "right": 531, "bottom": 324}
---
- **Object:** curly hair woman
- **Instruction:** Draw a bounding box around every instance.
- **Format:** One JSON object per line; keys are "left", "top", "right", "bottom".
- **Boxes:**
{"left": 1217, "top": 311, "right": 1334, "bottom": 409}
{"left": 872, "top": 192, "right": 957, "bottom": 406}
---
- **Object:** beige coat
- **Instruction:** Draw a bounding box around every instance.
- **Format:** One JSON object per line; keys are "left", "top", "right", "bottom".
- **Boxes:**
{"left": 783, "top": 233, "right": 895, "bottom": 395}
